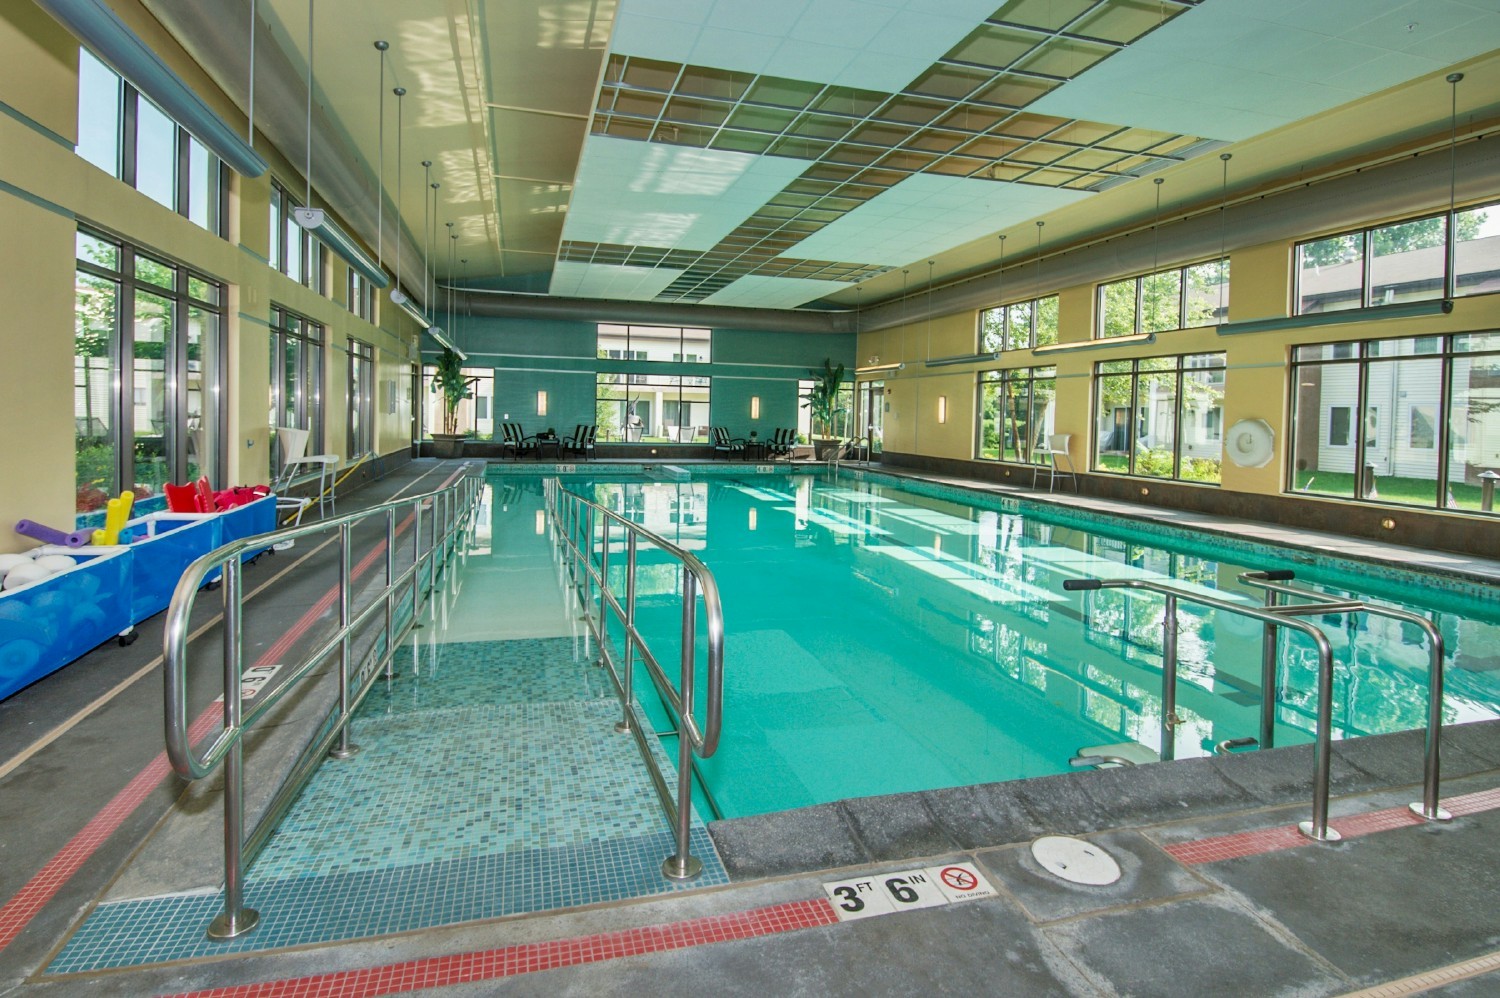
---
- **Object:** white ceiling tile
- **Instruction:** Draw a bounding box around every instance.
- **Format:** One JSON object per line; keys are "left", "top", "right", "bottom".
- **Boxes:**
{"left": 549, "top": 262, "right": 687, "bottom": 301}
{"left": 687, "top": 27, "right": 778, "bottom": 77}
{"left": 764, "top": 38, "right": 859, "bottom": 81}
{"left": 610, "top": 12, "right": 702, "bottom": 61}
{"left": 627, "top": 0, "right": 716, "bottom": 20}
{"left": 790, "top": 0, "right": 900, "bottom": 47}
{"left": 706, "top": 0, "right": 814, "bottom": 36}
{"left": 701, "top": 275, "right": 851, "bottom": 308}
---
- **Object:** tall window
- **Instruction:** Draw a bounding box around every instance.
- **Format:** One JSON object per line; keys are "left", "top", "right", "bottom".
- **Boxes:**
{"left": 269, "top": 306, "right": 325, "bottom": 472}
{"left": 75, "top": 229, "right": 224, "bottom": 509}
{"left": 1297, "top": 201, "right": 1498, "bottom": 312}
{"left": 978, "top": 366, "right": 1056, "bottom": 463}
{"left": 1093, "top": 353, "right": 1225, "bottom": 483}
{"left": 348, "top": 269, "right": 375, "bottom": 320}
{"left": 979, "top": 296, "right": 1058, "bottom": 352}
{"left": 1289, "top": 333, "right": 1500, "bottom": 514}
{"left": 597, "top": 324, "right": 711, "bottom": 363}
{"left": 597, "top": 373, "right": 711, "bottom": 442}
{"left": 419, "top": 365, "right": 493, "bottom": 440}
{"left": 346, "top": 339, "right": 374, "bottom": 457}
{"left": 76, "top": 49, "right": 225, "bottom": 236}
{"left": 269, "top": 182, "right": 327, "bottom": 293}
{"left": 1098, "top": 259, "right": 1230, "bottom": 337}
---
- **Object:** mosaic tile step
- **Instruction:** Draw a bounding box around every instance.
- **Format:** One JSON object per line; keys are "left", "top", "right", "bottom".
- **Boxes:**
{"left": 47, "top": 827, "right": 725, "bottom": 973}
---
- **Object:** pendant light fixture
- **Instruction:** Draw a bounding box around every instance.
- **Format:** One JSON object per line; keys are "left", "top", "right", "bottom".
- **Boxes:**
{"left": 291, "top": 0, "right": 389, "bottom": 287}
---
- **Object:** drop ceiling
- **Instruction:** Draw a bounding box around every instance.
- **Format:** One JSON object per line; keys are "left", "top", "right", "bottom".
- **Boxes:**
{"left": 234, "top": 0, "right": 1500, "bottom": 311}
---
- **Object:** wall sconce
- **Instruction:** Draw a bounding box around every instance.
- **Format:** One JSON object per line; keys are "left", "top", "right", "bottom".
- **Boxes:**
{"left": 536, "top": 390, "right": 548, "bottom": 417}
{"left": 750, "top": 396, "right": 761, "bottom": 419}
{"left": 748, "top": 508, "right": 758, "bottom": 531}
{"left": 534, "top": 510, "right": 546, "bottom": 535}
{"left": 937, "top": 395, "right": 948, "bottom": 424}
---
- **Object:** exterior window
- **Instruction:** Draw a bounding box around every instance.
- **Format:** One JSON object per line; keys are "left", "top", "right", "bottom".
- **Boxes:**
{"left": 1296, "top": 201, "right": 1498, "bottom": 312}
{"left": 1289, "top": 333, "right": 1500, "bottom": 513}
{"left": 1093, "top": 353, "right": 1225, "bottom": 483}
{"left": 597, "top": 373, "right": 711, "bottom": 442}
{"left": 75, "top": 49, "right": 225, "bottom": 236}
{"left": 1097, "top": 260, "right": 1229, "bottom": 338}
{"left": 348, "top": 270, "right": 374, "bottom": 320}
{"left": 347, "top": 339, "right": 374, "bottom": 457}
{"left": 269, "top": 306, "right": 325, "bottom": 473}
{"left": 979, "top": 296, "right": 1058, "bottom": 352}
{"left": 419, "top": 366, "right": 493, "bottom": 440}
{"left": 977, "top": 366, "right": 1056, "bottom": 464}
{"left": 270, "top": 181, "right": 326, "bottom": 292}
{"left": 74, "top": 228, "right": 224, "bottom": 510}
{"left": 597, "top": 324, "right": 711, "bottom": 363}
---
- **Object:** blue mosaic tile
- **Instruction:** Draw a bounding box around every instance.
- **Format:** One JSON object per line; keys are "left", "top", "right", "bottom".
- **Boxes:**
{"left": 49, "top": 635, "right": 725, "bottom": 974}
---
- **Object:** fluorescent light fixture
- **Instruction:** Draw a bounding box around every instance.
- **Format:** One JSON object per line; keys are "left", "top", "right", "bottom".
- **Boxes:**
{"left": 536, "top": 390, "right": 548, "bottom": 417}
{"left": 926, "top": 351, "right": 1002, "bottom": 368}
{"left": 1218, "top": 299, "right": 1453, "bottom": 336}
{"left": 425, "top": 325, "right": 465, "bottom": 359}
{"left": 855, "top": 362, "right": 905, "bottom": 374}
{"left": 293, "top": 209, "right": 390, "bottom": 289}
{"left": 36, "top": 0, "right": 267, "bottom": 178}
{"left": 1033, "top": 332, "right": 1156, "bottom": 354}
{"left": 390, "top": 288, "right": 434, "bottom": 329}
{"left": 937, "top": 396, "right": 948, "bottom": 424}
{"left": 750, "top": 396, "right": 761, "bottom": 419}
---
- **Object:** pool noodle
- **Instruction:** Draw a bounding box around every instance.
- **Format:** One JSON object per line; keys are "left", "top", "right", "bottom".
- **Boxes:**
{"left": 96, "top": 492, "right": 133, "bottom": 546}
{"left": 14, "top": 520, "right": 70, "bottom": 546}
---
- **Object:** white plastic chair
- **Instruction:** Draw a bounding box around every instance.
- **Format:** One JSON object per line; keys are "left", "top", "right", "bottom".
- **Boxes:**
{"left": 1033, "top": 433, "right": 1077, "bottom": 493}
{"left": 274, "top": 426, "right": 340, "bottom": 519}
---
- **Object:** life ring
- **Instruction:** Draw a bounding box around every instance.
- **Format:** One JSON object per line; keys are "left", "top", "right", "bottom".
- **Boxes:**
{"left": 1226, "top": 419, "right": 1275, "bottom": 468}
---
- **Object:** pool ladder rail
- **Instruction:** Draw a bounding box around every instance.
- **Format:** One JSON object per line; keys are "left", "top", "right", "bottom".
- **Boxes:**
{"left": 1061, "top": 570, "right": 1450, "bottom": 843}
{"left": 162, "top": 470, "right": 485, "bottom": 940}
{"left": 543, "top": 479, "right": 724, "bottom": 883}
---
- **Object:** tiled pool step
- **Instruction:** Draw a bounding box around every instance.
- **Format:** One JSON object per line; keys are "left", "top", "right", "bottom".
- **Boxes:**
{"left": 48, "top": 637, "right": 726, "bottom": 973}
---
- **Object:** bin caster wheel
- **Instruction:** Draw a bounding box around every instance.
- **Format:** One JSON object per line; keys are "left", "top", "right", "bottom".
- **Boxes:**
{"left": 118, "top": 631, "right": 138, "bottom": 647}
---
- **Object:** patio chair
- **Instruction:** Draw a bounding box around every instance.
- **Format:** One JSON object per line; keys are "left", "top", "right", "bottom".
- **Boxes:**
{"left": 273, "top": 425, "right": 339, "bottom": 519}
{"left": 1033, "top": 433, "right": 1078, "bottom": 493}
{"left": 766, "top": 427, "right": 795, "bottom": 459}
{"left": 711, "top": 426, "right": 745, "bottom": 459}
{"left": 563, "top": 424, "right": 596, "bottom": 459}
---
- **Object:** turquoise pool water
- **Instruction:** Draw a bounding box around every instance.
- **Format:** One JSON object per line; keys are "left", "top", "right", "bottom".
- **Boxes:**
{"left": 504, "top": 468, "right": 1500, "bottom": 820}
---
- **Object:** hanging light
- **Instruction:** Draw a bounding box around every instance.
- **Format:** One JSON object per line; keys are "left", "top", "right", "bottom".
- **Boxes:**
{"left": 290, "top": 1, "right": 388, "bottom": 287}
{"left": 388, "top": 85, "right": 432, "bottom": 327}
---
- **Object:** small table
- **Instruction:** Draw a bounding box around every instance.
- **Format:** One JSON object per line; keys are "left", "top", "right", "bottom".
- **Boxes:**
{"left": 532, "top": 435, "right": 561, "bottom": 460}
{"left": 743, "top": 439, "right": 767, "bottom": 462}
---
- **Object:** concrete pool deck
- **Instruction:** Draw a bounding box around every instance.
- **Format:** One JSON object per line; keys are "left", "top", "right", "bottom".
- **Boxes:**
{"left": 1, "top": 458, "right": 1496, "bottom": 996}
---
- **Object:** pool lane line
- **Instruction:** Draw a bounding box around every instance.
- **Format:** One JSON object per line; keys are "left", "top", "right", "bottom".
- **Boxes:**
{"left": 0, "top": 461, "right": 458, "bottom": 782}
{"left": 155, "top": 898, "right": 840, "bottom": 998}
{"left": 1335, "top": 948, "right": 1500, "bottom": 997}
{"left": 0, "top": 463, "right": 471, "bottom": 958}
{"left": 1163, "top": 786, "right": 1500, "bottom": 865}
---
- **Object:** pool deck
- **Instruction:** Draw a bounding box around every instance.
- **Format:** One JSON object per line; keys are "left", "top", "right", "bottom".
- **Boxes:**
{"left": 1, "top": 458, "right": 1497, "bottom": 996}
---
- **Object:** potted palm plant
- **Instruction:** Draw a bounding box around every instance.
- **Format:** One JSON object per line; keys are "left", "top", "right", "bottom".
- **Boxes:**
{"left": 801, "top": 358, "right": 848, "bottom": 460}
{"left": 429, "top": 347, "right": 478, "bottom": 459}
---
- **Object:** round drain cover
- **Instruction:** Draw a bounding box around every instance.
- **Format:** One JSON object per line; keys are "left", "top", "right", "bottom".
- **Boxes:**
{"left": 1030, "top": 835, "right": 1121, "bottom": 885}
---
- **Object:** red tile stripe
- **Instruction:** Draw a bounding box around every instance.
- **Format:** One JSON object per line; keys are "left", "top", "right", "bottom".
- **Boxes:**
{"left": 158, "top": 898, "right": 840, "bottom": 998}
{"left": 1165, "top": 785, "right": 1500, "bottom": 866}
{"left": 0, "top": 473, "right": 469, "bottom": 958}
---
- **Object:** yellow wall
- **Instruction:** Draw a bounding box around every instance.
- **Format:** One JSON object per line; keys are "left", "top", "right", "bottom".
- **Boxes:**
{"left": 0, "top": 1, "right": 421, "bottom": 553}
{"left": 860, "top": 222, "right": 1500, "bottom": 504}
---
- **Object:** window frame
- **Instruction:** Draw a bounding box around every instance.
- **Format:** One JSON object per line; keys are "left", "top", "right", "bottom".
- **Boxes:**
{"left": 1095, "top": 258, "right": 1230, "bottom": 338}
{"left": 269, "top": 304, "right": 326, "bottom": 468}
{"left": 1091, "top": 352, "right": 1227, "bottom": 484}
{"left": 977, "top": 295, "right": 1059, "bottom": 352}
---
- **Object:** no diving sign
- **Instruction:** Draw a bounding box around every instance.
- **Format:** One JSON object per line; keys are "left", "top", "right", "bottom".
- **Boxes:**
{"left": 823, "top": 862, "right": 995, "bottom": 922}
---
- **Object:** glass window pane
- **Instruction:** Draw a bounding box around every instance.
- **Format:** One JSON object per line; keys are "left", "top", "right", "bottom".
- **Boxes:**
{"left": 187, "top": 274, "right": 218, "bottom": 305}
{"left": 1292, "top": 361, "right": 1356, "bottom": 498}
{"left": 187, "top": 137, "right": 219, "bottom": 232}
{"left": 1184, "top": 259, "right": 1228, "bottom": 327}
{"left": 1298, "top": 234, "right": 1363, "bottom": 313}
{"left": 681, "top": 326, "right": 711, "bottom": 363}
{"left": 1180, "top": 367, "right": 1223, "bottom": 483}
{"left": 269, "top": 186, "right": 283, "bottom": 272}
{"left": 1028, "top": 374, "right": 1056, "bottom": 465}
{"left": 1369, "top": 216, "right": 1445, "bottom": 306}
{"left": 1099, "top": 279, "right": 1136, "bottom": 337}
{"left": 979, "top": 307, "right": 1004, "bottom": 352}
{"left": 978, "top": 372, "right": 1001, "bottom": 459}
{"left": 1134, "top": 368, "right": 1177, "bottom": 477}
{"left": 134, "top": 98, "right": 177, "bottom": 210}
{"left": 1140, "top": 270, "right": 1181, "bottom": 333}
{"left": 1001, "top": 375, "right": 1028, "bottom": 462}
{"left": 133, "top": 291, "right": 173, "bottom": 498}
{"left": 75, "top": 270, "right": 117, "bottom": 510}
{"left": 1035, "top": 296, "right": 1059, "bottom": 346}
{"left": 1454, "top": 203, "right": 1500, "bottom": 299}
{"left": 1448, "top": 351, "right": 1500, "bottom": 515}
{"left": 135, "top": 254, "right": 175, "bottom": 289}
{"left": 284, "top": 208, "right": 302, "bottom": 280}
{"left": 1456, "top": 332, "right": 1500, "bottom": 354}
{"left": 1363, "top": 357, "right": 1441, "bottom": 506}
{"left": 1094, "top": 372, "right": 1133, "bottom": 471}
{"left": 76, "top": 49, "right": 121, "bottom": 176}
{"left": 76, "top": 231, "right": 118, "bottom": 271}
{"left": 1005, "top": 301, "right": 1032, "bottom": 351}
{"left": 186, "top": 306, "right": 217, "bottom": 483}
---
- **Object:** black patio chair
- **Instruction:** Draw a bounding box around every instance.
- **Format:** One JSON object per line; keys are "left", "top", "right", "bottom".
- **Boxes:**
{"left": 766, "top": 427, "right": 795, "bottom": 459}
{"left": 711, "top": 426, "right": 745, "bottom": 459}
{"left": 563, "top": 424, "right": 596, "bottom": 460}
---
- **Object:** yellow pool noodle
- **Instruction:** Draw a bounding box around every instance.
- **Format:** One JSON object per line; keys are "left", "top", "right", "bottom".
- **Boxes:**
{"left": 98, "top": 490, "right": 134, "bottom": 546}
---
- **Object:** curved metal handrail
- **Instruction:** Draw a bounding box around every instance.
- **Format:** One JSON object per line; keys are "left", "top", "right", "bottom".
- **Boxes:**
{"left": 544, "top": 480, "right": 724, "bottom": 880}
{"left": 162, "top": 470, "right": 482, "bottom": 938}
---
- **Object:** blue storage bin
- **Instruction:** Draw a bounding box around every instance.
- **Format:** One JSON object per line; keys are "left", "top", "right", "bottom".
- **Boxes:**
{"left": 0, "top": 548, "right": 132, "bottom": 701}
{"left": 118, "top": 513, "right": 221, "bottom": 622}
{"left": 219, "top": 495, "right": 277, "bottom": 558}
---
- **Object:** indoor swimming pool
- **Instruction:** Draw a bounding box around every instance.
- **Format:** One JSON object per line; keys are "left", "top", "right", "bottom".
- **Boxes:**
{"left": 513, "top": 467, "right": 1500, "bottom": 820}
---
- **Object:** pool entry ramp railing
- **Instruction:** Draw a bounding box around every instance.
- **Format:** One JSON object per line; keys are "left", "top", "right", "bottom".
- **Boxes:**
{"left": 543, "top": 479, "right": 724, "bottom": 883}
{"left": 164, "top": 470, "right": 484, "bottom": 940}
{"left": 1062, "top": 570, "right": 1449, "bottom": 844}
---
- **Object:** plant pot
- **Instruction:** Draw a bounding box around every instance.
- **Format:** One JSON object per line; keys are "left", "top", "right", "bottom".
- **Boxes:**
{"left": 813, "top": 437, "right": 840, "bottom": 460}
{"left": 430, "top": 433, "right": 467, "bottom": 459}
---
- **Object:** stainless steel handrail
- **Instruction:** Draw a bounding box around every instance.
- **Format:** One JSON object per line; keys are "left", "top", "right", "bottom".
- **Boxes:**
{"left": 1238, "top": 570, "right": 1450, "bottom": 823}
{"left": 543, "top": 479, "right": 724, "bottom": 881}
{"left": 163, "top": 470, "right": 483, "bottom": 939}
{"left": 1064, "top": 577, "right": 1341, "bottom": 841}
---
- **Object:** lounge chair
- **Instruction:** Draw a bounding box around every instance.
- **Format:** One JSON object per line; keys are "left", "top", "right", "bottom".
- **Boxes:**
{"left": 563, "top": 424, "right": 596, "bottom": 460}
{"left": 766, "top": 427, "right": 795, "bottom": 459}
{"left": 711, "top": 426, "right": 745, "bottom": 459}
